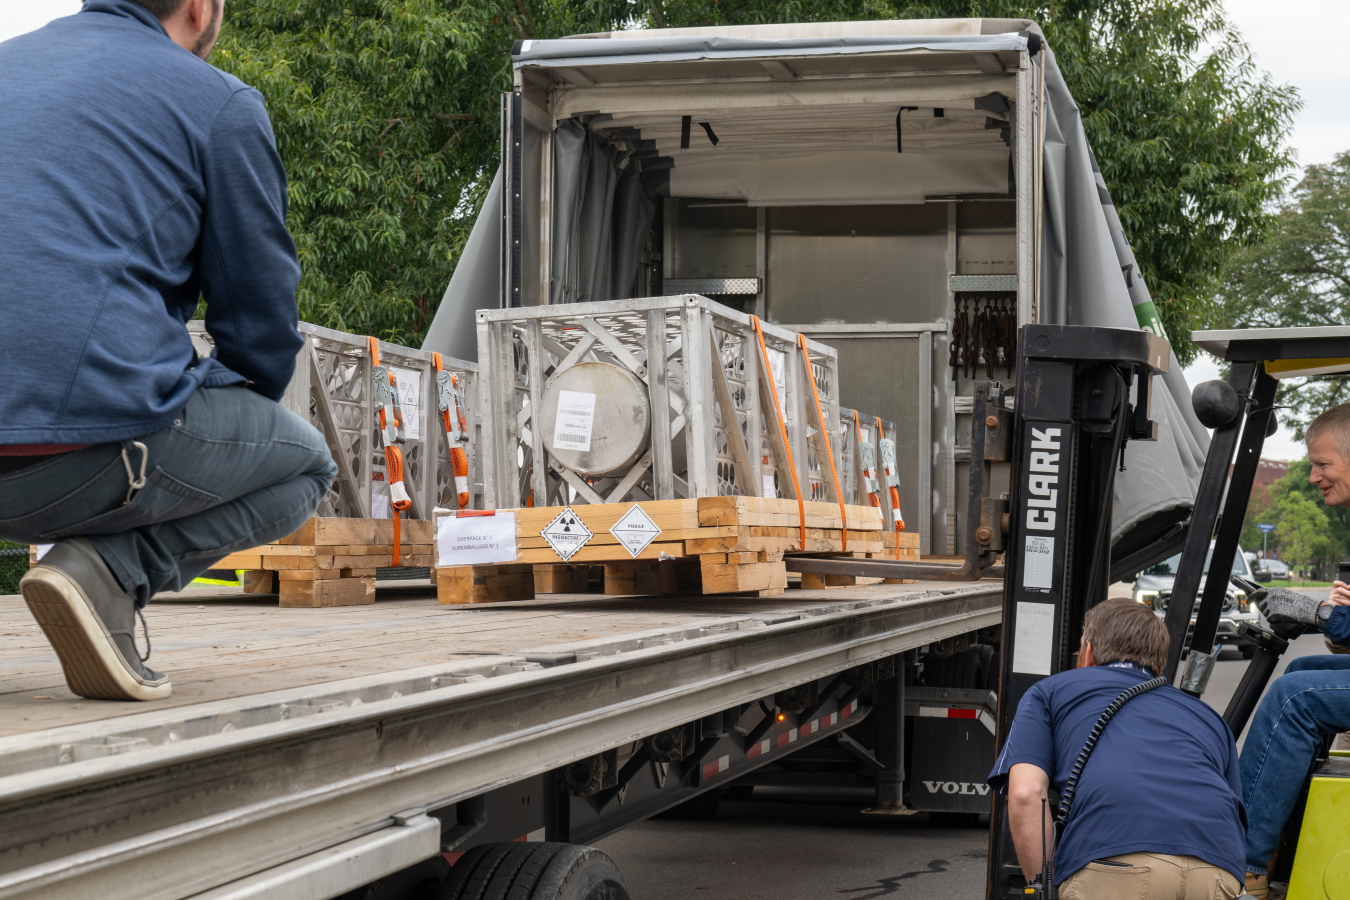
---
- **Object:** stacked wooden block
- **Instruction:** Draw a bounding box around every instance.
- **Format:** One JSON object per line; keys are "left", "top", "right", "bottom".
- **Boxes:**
{"left": 435, "top": 497, "right": 900, "bottom": 605}
{"left": 214, "top": 517, "right": 435, "bottom": 608}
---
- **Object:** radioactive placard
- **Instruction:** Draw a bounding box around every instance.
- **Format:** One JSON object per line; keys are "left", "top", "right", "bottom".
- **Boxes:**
{"left": 540, "top": 507, "right": 594, "bottom": 561}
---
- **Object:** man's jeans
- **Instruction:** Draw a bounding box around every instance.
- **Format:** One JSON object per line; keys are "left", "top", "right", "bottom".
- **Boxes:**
{"left": 0, "top": 386, "right": 337, "bottom": 606}
{"left": 1240, "top": 653, "right": 1350, "bottom": 873}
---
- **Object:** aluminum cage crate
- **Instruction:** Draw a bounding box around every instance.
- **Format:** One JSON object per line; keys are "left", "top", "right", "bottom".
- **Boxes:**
{"left": 475, "top": 295, "right": 842, "bottom": 509}
{"left": 837, "top": 408, "right": 904, "bottom": 533}
{"left": 187, "top": 321, "right": 480, "bottom": 519}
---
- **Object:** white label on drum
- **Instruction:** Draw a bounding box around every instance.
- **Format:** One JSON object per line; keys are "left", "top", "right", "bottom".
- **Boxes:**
{"left": 553, "top": 390, "right": 597, "bottom": 452}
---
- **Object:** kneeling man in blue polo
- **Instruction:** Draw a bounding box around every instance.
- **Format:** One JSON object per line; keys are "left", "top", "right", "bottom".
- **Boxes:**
{"left": 988, "top": 597, "right": 1246, "bottom": 899}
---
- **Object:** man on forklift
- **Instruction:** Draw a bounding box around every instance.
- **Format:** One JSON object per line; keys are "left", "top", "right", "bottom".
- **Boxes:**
{"left": 989, "top": 598, "right": 1246, "bottom": 899}
{"left": 1238, "top": 404, "right": 1350, "bottom": 898}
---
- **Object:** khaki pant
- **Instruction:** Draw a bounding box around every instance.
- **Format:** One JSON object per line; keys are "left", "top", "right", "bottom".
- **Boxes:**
{"left": 1059, "top": 853, "right": 1241, "bottom": 900}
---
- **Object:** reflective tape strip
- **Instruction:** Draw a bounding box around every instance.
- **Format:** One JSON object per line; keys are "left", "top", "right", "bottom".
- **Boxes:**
{"left": 801, "top": 719, "right": 817, "bottom": 736}
{"left": 701, "top": 755, "right": 730, "bottom": 781}
{"left": 918, "top": 706, "right": 978, "bottom": 719}
{"left": 775, "top": 727, "right": 799, "bottom": 748}
{"left": 841, "top": 698, "right": 859, "bottom": 719}
{"left": 511, "top": 828, "right": 545, "bottom": 842}
{"left": 746, "top": 739, "right": 771, "bottom": 760}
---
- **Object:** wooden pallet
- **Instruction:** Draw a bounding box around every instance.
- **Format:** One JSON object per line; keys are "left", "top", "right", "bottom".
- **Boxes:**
{"left": 214, "top": 517, "right": 436, "bottom": 608}
{"left": 435, "top": 497, "right": 904, "bottom": 604}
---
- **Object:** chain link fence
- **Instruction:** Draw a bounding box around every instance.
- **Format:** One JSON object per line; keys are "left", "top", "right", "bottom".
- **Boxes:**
{"left": 0, "top": 542, "right": 29, "bottom": 596}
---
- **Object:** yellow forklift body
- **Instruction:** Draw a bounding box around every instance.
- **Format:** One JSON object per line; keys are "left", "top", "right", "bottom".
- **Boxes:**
{"left": 1288, "top": 754, "right": 1350, "bottom": 900}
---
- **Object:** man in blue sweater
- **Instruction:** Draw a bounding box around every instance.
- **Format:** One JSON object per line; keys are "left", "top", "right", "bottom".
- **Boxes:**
{"left": 1239, "top": 404, "right": 1350, "bottom": 898}
{"left": 0, "top": 0, "right": 337, "bottom": 701}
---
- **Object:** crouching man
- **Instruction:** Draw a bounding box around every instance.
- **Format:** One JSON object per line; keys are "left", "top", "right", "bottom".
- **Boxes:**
{"left": 988, "top": 598, "right": 1246, "bottom": 899}
{"left": 0, "top": 0, "right": 337, "bottom": 701}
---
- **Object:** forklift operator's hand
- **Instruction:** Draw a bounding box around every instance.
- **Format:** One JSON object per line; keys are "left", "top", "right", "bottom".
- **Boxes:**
{"left": 1329, "top": 581, "right": 1350, "bottom": 607}
{"left": 1252, "top": 586, "right": 1323, "bottom": 627}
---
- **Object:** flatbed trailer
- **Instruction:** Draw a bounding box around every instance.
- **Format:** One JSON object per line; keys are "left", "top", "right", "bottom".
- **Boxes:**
{"left": 0, "top": 578, "right": 1000, "bottom": 900}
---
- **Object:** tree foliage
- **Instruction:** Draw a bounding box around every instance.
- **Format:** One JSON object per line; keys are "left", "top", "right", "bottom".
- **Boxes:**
{"left": 1238, "top": 482, "right": 1275, "bottom": 556}
{"left": 214, "top": 0, "right": 1297, "bottom": 353}
{"left": 212, "top": 0, "right": 619, "bottom": 343}
{"left": 1273, "top": 490, "right": 1330, "bottom": 578}
{"left": 1217, "top": 152, "right": 1350, "bottom": 438}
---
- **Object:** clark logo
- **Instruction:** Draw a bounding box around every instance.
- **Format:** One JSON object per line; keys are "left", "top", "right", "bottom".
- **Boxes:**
{"left": 1026, "top": 427, "right": 1061, "bottom": 531}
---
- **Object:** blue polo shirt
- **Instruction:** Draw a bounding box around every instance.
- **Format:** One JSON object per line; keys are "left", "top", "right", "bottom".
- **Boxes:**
{"left": 0, "top": 0, "right": 301, "bottom": 445}
{"left": 988, "top": 665, "right": 1246, "bottom": 884}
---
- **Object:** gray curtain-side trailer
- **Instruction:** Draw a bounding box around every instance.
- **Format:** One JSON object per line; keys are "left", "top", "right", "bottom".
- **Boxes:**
{"left": 425, "top": 17, "right": 1209, "bottom": 572}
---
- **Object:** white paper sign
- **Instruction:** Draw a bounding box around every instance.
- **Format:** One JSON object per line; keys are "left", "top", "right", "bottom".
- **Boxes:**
{"left": 390, "top": 366, "right": 421, "bottom": 440}
{"left": 1023, "top": 535, "right": 1055, "bottom": 590}
{"left": 541, "top": 506, "right": 593, "bottom": 561}
{"left": 371, "top": 491, "right": 390, "bottom": 520}
{"left": 767, "top": 348, "right": 788, "bottom": 412}
{"left": 610, "top": 505, "right": 662, "bottom": 557}
{"left": 552, "top": 390, "right": 597, "bottom": 452}
{"left": 762, "top": 473, "right": 777, "bottom": 499}
{"left": 1012, "top": 601, "right": 1055, "bottom": 676}
{"left": 437, "top": 512, "right": 518, "bottom": 566}
{"left": 35, "top": 544, "right": 53, "bottom": 560}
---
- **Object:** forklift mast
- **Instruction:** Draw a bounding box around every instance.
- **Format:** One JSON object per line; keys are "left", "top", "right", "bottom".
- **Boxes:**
{"left": 986, "top": 324, "right": 1169, "bottom": 899}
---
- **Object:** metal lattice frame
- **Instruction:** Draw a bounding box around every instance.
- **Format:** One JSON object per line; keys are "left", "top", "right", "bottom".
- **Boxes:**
{"left": 187, "top": 322, "right": 480, "bottom": 518}
{"left": 838, "top": 409, "right": 902, "bottom": 532}
{"left": 476, "top": 295, "right": 841, "bottom": 509}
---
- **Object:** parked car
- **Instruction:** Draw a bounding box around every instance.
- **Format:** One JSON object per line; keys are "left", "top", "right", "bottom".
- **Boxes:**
{"left": 1254, "top": 558, "right": 1290, "bottom": 581}
{"left": 1132, "top": 542, "right": 1261, "bottom": 658}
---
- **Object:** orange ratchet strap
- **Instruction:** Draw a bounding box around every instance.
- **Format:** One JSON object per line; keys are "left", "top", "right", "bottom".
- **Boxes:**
{"left": 878, "top": 415, "right": 905, "bottom": 559}
{"left": 752, "top": 316, "right": 805, "bottom": 549}
{"left": 798, "top": 333, "right": 845, "bottom": 551}
{"left": 368, "top": 336, "right": 412, "bottom": 566}
{"left": 432, "top": 353, "right": 471, "bottom": 509}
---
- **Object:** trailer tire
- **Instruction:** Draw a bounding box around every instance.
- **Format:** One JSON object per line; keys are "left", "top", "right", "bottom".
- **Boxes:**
{"left": 438, "top": 843, "right": 628, "bottom": 900}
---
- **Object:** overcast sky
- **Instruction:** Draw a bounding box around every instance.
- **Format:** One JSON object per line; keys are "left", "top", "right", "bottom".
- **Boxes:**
{"left": 3, "top": 0, "right": 1345, "bottom": 458}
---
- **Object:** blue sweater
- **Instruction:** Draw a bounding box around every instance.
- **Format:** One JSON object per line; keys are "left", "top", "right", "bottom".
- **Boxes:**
{"left": 0, "top": 0, "right": 301, "bottom": 445}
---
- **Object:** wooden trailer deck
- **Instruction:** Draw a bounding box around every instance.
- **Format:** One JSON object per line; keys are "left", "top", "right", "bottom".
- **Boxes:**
{"left": 0, "top": 578, "right": 1000, "bottom": 738}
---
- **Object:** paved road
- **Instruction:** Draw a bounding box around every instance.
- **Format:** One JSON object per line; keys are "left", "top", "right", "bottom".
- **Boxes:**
{"left": 597, "top": 588, "right": 1341, "bottom": 899}
{"left": 598, "top": 789, "right": 990, "bottom": 900}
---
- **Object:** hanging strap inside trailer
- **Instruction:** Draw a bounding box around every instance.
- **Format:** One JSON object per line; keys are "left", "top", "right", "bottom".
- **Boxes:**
{"left": 878, "top": 415, "right": 905, "bottom": 560}
{"left": 433, "top": 352, "right": 471, "bottom": 510}
{"left": 751, "top": 316, "right": 805, "bottom": 549}
{"left": 799, "top": 333, "right": 845, "bottom": 551}
{"left": 368, "top": 336, "right": 412, "bottom": 566}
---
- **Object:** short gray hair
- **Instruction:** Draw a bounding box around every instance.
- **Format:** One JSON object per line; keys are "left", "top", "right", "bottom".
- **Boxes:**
{"left": 1306, "top": 404, "right": 1350, "bottom": 463}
